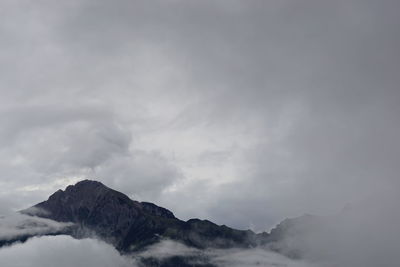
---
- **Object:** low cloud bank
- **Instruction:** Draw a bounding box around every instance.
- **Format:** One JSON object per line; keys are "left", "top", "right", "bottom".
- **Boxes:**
{"left": 135, "top": 239, "right": 315, "bottom": 267}
{"left": 0, "top": 213, "right": 72, "bottom": 241}
{"left": 0, "top": 235, "right": 135, "bottom": 267}
{"left": 0, "top": 218, "right": 310, "bottom": 267}
{"left": 208, "top": 247, "right": 314, "bottom": 267}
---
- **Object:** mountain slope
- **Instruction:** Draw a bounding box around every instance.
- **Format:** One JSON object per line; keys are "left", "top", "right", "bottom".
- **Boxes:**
{"left": 21, "top": 180, "right": 267, "bottom": 252}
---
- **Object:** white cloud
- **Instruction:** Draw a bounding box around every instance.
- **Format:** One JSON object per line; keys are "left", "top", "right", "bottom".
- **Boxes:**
{"left": 0, "top": 235, "right": 135, "bottom": 267}
{"left": 0, "top": 213, "right": 72, "bottom": 241}
{"left": 136, "top": 239, "right": 315, "bottom": 267}
{"left": 208, "top": 248, "right": 314, "bottom": 267}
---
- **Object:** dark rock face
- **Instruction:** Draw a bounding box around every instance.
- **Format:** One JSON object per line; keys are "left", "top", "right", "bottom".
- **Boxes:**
{"left": 21, "top": 180, "right": 267, "bottom": 252}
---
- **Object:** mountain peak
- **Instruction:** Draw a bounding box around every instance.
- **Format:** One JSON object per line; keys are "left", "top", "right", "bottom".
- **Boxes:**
{"left": 63, "top": 179, "right": 109, "bottom": 195}
{"left": 71, "top": 179, "right": 105, "bottom": 188}
{"left": 47, "top": 179, "right": 108, "bottom": 200}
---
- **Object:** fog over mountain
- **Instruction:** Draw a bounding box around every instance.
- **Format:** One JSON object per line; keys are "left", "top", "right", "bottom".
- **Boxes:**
{"left": 0, "top": 179, "right": 397, "bottom": 267}
{"left": 0, "top": 0, "right": 399, "bottom": 266}
{"left": 0, "top": 180, "right": 316, "bottom": 266}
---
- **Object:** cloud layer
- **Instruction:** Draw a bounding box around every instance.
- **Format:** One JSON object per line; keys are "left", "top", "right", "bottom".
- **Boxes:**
{"left": 137, "top": 239, "right": 315, "bottom": 267}
{"left": 0, "top": 235, "right": 134, "bottom": 267}
{"left": 0, "top": 0, "right": 399, "bottom": 233}
{"left": 0, "top": 213, "right": 72, "bottom": 241}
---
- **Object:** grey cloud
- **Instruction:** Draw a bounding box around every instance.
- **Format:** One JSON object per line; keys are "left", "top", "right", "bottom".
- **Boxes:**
{"left": 0, "top": 100, "right": 182, "bottom": 210}
{"left": 0, "top": 103, "right": 130, "bottom": 188}
{"left": 93, "top": 150, "right": 183, "bottom": 200}
{"left": 267, "top": 190, "right": 400, "bottom": 267}
{"left": 0, "top": 0, "right": 399, "bottom": 259}
{"left": 151, "top": 0, "right": 400, "bottom": 230}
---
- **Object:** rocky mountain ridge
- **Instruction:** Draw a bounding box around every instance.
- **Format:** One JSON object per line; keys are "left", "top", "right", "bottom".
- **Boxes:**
{"left": 21, "top": 180, "right": 271, "bottom": 252}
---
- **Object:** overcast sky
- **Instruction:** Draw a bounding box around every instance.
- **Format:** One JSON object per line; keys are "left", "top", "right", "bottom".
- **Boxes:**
{"left": 0, "top": 0, "right": 399, "bottom": 232}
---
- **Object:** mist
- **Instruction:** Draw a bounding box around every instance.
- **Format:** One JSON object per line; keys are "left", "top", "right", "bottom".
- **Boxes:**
{"left": 136, "top": 239, "right": 315, "bottom": 267}
{"left": 0, "top": 235, "right": 134, "bottom": 267}
{"left": 265, "top": 188, "right": 400, "bottom": 267}
{"left": 0, "top": 213, "right": 72, "bottom": 241}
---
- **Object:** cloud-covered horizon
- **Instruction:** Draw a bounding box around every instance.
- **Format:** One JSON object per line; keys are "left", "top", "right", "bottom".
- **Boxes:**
{"left": 0, "top": 234, "right": 314, "bottom": 267}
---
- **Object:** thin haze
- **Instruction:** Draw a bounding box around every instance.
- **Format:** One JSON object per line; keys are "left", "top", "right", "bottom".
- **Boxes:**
{"left": 0, "top": 0, "right": 399, "bottom": 235}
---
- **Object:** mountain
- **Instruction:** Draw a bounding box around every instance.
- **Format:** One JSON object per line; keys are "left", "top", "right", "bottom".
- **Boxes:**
{"left": 266, "top": 214, "right": 324, "bottom": 259}
{"left": 21, "top": 180, "right": 269, "bottom": 252}
{"left": 5, "top": 180, "right": 386, "bottom": 266}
